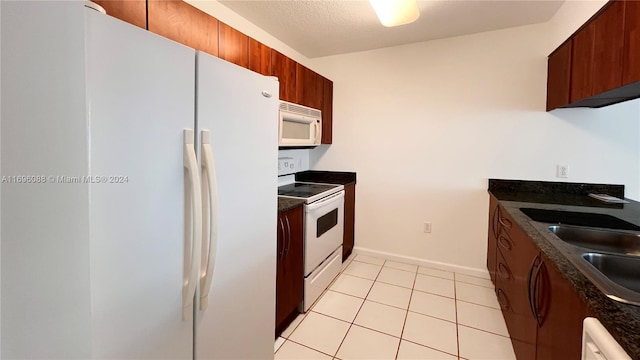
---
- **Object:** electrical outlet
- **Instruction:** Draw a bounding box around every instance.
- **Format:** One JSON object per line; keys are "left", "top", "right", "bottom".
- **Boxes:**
{"left": 423, "top": 222, "right": 432, "bottom": 233}
{"left": 556, "top": 164, "right": 569, "bottom": 178}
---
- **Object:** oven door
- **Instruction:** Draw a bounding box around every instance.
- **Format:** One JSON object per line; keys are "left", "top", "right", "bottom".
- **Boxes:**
{"left": 304, "top": 190, "right": 345, "bottom": 276}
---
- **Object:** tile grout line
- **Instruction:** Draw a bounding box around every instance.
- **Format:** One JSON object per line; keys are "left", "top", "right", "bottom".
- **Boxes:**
{"left": 454, "top": 273, "right": 461, "bottom": 359}
{"left": 400, "top": 338, "right": 460, "bottom": 358}
{"left": 331, "top": 258, "right": 387, "bottom": 358}
{"left": 394, "top": 263, "right": 418, "bottom": 359}
{"left": 285, "top": 338, "right": 340, "bottom": 358}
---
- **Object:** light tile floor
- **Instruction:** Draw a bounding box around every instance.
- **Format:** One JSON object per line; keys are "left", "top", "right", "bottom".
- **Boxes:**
{"left": 275, "top": 254, "right": 516, "bottom": 360}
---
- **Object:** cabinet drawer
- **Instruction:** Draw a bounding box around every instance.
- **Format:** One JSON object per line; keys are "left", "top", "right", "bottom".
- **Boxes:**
{"left": 496, "top": 227, "right": 515, "bottom": 259}
{"left": 496, "top": 205, "right": 515, "bottom": 235}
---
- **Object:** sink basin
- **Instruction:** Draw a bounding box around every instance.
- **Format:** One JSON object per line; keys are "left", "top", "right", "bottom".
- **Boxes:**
{"left": 582, "top": 253, "right": 640, "bottom": 295}
{"left": 521, "top": 208, "right": 640, "bottom": 231}
{"left": 548, "top": 225, "right": 640, "bottom": 256}
{"left": 531, "top": 220, "right": 640, "bottom": 306}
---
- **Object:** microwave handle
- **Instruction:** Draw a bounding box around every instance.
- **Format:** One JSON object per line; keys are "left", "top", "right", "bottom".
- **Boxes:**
{"left": 315, "top": 121, "right": 321, "bottom": 143}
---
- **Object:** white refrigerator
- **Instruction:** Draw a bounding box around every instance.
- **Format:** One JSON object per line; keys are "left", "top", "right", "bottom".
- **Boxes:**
{"left": 1, "top": 2, "right": 278, "bottom": 359}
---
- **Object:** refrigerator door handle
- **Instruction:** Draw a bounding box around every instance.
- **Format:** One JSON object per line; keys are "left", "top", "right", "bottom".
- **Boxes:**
{"left": 199, "top": 130, "right": 219, "bottom": 311}
{"left": 183, "top": 129, "right": 203, "bottom": 320}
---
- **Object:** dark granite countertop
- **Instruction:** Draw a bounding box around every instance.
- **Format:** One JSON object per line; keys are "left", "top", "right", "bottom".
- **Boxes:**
{"left": 278, "top": 197, "right": 305, "bottom": 213}
{"left": 295, "top": 170, "right": 356, "bottom": 186}
{"left": 489, "top": 179, "right": 640, "bottom": 359}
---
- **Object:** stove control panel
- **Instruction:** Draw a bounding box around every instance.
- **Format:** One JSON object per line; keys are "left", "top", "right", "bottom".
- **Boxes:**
{"left": 278, "top": 157, "right": 300, "bottom": 176}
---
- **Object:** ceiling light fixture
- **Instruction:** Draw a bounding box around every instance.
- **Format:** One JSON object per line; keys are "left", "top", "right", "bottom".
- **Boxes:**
{"left": 369, "top": 0, "right": 420, "bottom": 27}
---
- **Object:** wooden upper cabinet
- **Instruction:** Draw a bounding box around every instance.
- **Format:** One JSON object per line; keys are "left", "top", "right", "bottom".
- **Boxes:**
{"left": 571, "top": 21, "right": 596, "bottom": 103}
{"left": 295, "top": 64, "right": 323, "bottom": 110}
{"left": 321, "top": 76, "right": 333, "bottom": 144}
{"left": 546, "top": 40, "right": 572, "bottom": 111}
{"left": 592, "top": 0, "right": 625, "bottom": 95}
{"left": 92, "top": 0, "right": 147, "bottom": 29}
{"left": 219, "top": 22, "right": 249, "bottom": 68}
{"left": 623, "top": 0, "right": 640, "bottom": 85}
{"left": 271, "top": 50, "right": 297, "bottom": 102}
{"left": 148, "top": 0, "right": 219, "bottom": 57}
{"left": 248, "top": 38, "right": 271, "bottom": 76}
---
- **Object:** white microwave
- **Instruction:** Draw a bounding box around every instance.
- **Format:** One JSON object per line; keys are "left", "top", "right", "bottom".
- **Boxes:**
{"left": 279, "top": 101, "right": 321, "bottom": 147}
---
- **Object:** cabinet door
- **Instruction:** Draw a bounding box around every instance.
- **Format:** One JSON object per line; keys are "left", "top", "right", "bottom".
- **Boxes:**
{"left": 219, "top": 22, "right": 249, "bottom": 68}
{"left": 321, "top": 76, "right": 333, "bottom": 144}
{"left": 92, "top": 0, "right": 146, "bottom": 29}
{"left": 487, "top": 195, "right": 500, "bottom": 284}
{"left": 295, "top": 64, "right": 323, "bottom": 110}
{"left": 591, "top": 0, "right": 625, "bottom": 95}
{"left": 495, "top": 220, "right": 538, "bottom": 360}
{"left": 148, "top": 0, "right": 219, "bottom": 57}
{"left": 535, "top": 255, "right": 589, "bottom": 360}
{"left": 271, "top": 50, "right": 296, "bottom": 102}
{"left": 623, "top": 0, "right": 640, "bottom": 85}
{"left": 546, "top": 40, "right": 572, "bottom": 111}
{"left": 249, "top": 38, "right": 271, "bottom": 76}
{"left": 342, "top": 184, "right": 355, "bottom": 261}
{"left": 495, "top": 207, "right": 539, "bottom": 360}
{"left": 275, "top": 206, "right": 304, "bottom": 335}
{"left": 571, "top": 22, "right": 596, "bottom": 103}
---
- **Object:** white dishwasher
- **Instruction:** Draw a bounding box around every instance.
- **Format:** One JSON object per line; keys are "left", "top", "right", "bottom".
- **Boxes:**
{"left": 582, "top": 317, "right": 630, "bottom": 360}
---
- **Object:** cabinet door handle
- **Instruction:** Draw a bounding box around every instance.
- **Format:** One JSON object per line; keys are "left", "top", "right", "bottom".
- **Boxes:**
{"left": 491, "top": 205, "right": 500, "bottom": 239}
{"left": 278, "top": 217, "right": 286, "bottom": 259}
{"left": 527, "top": 254, "right": 540, "bottom": 321}
{"left": 496, "top": 288, "right": 510, "bottom": 310}
{"left": 284, "top": 215, "right": 291, "bottom": 256}
{"left": 498, "top": 235, "right": 512, "bottom": 251}
{"left": 498, "top": 216, "right": 512, "bottom": 229}
{"left": 532, "top": 260, "right": 545, "bottom": 326}
{"left": 498, "top": 262, "right": 512, "bottom": 280}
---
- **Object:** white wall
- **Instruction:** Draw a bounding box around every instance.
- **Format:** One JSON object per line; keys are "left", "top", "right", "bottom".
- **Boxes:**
{"left": 308, "top": 1, "right": 640, "bottom": 271}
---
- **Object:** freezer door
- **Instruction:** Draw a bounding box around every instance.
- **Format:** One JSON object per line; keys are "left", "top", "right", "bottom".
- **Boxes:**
{"left": 195, "top": 52, "right": 279, "bottom": 360}
{"left": 86, "top": 10, "right": 196, "bottom": 359}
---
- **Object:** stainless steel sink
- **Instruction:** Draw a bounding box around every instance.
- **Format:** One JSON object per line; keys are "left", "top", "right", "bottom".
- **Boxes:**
{"left": 582, "top": 253, "right": 640, "bottom": 294}
{"left": 530, "top": 221, "right": 640, "bottom": 306}
{"left": 548, "top": 225, "right": 640, "bottom": 256}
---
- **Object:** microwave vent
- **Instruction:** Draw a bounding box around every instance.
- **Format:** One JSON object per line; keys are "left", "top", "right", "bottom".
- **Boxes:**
{"left": 280, "top": 101, "right": 321, "bottom": 118}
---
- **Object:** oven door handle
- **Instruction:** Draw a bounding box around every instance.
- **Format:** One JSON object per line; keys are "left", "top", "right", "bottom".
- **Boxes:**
{"left": 306, "top": 190, "right": 345, "bottom": 211}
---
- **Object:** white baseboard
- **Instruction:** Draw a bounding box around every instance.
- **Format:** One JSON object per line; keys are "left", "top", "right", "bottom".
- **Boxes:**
{"left": 353, "top": 246, "right": 491, "bottom": 280}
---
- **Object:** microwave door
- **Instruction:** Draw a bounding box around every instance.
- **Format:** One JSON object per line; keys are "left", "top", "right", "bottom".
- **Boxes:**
{"left": 280, "top": 112, "right": 316, "bottom": 146}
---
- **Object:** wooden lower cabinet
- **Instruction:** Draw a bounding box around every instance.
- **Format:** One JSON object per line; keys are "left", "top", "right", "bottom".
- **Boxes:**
{"left": 488, "top": 199, "right": 592, "bottom": 360}
{"left": 487, "top": 195, "right": 500, "bottom": 283}
{"left": 534, "top": 255, "right": 589, "bottom": 360}
{"left": 276, "top": 205, "right": 304, "bottom": 336}
{"left": 495, "top": 221, "right": 539, "bottom": 360}
{"left": 343, "top": 184, "right": 355, "bottom": 261}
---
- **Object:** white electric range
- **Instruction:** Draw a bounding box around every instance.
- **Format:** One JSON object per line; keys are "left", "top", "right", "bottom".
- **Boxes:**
{"left": 278, "top": 180, "right": 344, "bottom": 311}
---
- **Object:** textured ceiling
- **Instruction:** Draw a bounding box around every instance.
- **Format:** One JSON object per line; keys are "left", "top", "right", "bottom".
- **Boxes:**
{"left": 219, "top": 0, "right": 564, "bottom": 58}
